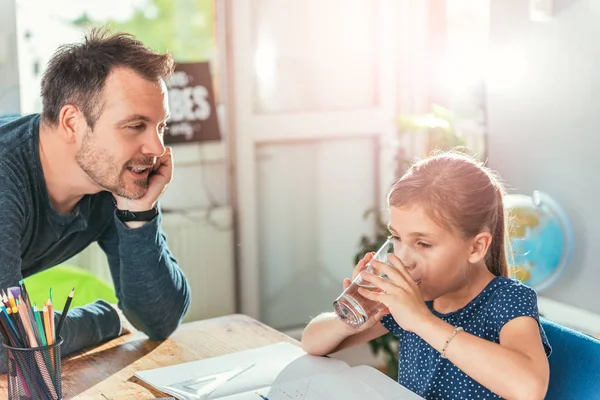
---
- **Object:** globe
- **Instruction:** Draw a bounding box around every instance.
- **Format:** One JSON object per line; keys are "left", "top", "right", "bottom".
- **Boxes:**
{"left": 503, "top": 191, "right": 574, "bottom": 291}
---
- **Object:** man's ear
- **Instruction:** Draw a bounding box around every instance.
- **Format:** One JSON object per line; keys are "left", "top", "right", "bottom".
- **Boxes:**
{"left": 467, "top": 232, "right": 493, "bottom": 264}
{"left": 58, "top": 105, "right": 82, "bottom": 143}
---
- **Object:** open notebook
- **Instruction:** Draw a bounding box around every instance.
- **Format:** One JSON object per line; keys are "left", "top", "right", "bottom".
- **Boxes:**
{"left": 134, "top": 342, "right": 424, "bottom": 400}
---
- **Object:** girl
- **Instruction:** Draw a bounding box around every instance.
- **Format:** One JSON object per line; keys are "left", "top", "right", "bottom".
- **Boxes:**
{"left": 301, "top": 152, "right": 551, "bottom": 400}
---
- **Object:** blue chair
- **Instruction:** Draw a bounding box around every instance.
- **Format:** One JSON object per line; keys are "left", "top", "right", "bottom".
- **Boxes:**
{"left": 542, "top": 317, "right": 600, "bottom": 399}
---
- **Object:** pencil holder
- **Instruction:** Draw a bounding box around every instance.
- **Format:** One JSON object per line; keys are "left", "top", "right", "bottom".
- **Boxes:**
{"left": 3, "top": 337, "right": 63, "bottom": 400}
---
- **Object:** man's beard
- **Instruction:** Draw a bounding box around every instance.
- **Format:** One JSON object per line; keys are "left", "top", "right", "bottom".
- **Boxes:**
{"left": 75, "top": 134, "right": 152, "bottom": 200}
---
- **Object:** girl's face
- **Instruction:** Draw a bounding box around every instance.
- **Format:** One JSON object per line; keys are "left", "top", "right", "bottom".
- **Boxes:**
{"left": 388, "top": 205, "right": 476, "bottom": 301}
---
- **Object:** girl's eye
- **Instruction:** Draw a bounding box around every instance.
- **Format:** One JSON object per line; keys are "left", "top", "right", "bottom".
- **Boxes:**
{"left": 388, "top": 235, "right": 401, "bottom": 242}
{"left": 128, "top": 124, "right": 145, "bottom": 131}
{"left": 418, "top": 242, "right": 432, "bottom": 249}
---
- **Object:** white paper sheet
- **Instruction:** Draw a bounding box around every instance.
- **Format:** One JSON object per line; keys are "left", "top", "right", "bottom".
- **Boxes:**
{"left": 134, "top": 343, "right": 423, "bottom": 400}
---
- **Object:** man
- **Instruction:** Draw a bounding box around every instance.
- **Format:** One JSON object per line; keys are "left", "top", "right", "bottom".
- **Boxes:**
{"left": 0, "top": 28, "right": 191, "bottom": 371}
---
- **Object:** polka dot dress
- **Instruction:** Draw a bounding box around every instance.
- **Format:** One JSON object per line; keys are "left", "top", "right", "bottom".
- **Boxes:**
{"left": 380, "top": 276, "right": 552, "bottom": 399}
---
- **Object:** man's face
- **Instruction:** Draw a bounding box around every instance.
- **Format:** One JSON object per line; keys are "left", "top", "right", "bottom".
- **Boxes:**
{"left": 75, "top": 67, "right": 170, "bottom": 200}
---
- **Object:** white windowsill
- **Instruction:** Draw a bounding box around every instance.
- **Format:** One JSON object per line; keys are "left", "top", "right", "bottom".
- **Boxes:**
{"left": 538, "top": 296, "right": 600, "bottom": 337}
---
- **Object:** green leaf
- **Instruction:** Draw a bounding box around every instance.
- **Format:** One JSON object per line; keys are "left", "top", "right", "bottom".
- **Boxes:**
{"left": 431, "top": 103, "right": 455, "bottom": 123}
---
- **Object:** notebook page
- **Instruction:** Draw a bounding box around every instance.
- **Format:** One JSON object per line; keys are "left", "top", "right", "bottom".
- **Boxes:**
{"left": 134, "top": 343, "right": 350, "bottom": 399}
{"left": 228, "top": 365, "right": 424, "bottom": 400}
{"left": 209, "top": 354, "right": 350, "bottom": 398}
{"left": 308, "top": 365, "right": 424, "bottom": 400}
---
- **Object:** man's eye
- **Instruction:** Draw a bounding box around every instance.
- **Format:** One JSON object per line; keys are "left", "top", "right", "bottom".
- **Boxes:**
{"left": 128, "top": 124, "right": 145, "bottom": 131}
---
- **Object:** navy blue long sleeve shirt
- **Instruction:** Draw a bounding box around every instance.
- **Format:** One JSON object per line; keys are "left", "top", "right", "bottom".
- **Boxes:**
{"left": 0, "top": 114, "right": 191, "bottom": 372}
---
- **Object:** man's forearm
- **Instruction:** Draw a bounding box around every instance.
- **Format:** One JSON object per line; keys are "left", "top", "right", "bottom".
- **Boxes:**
{"left": 54, "top": 300, "right": 122, "bottom": 354}
{"left": 108, "top": 214, "right": 191, "bottom": 340}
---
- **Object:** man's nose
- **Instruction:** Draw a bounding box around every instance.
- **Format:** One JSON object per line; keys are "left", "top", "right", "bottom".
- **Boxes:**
{"left": 142, "top": 130, "right": 166, "bottom": 156}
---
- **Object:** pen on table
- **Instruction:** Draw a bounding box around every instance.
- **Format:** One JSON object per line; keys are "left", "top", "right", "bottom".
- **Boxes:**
{"left": 55, "top": 288, "right": 74, "bottom": 338}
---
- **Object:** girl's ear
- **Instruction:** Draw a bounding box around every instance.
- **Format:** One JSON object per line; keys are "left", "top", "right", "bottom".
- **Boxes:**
{"left": 467, "top": 232, "right": 493, "bottom": 264}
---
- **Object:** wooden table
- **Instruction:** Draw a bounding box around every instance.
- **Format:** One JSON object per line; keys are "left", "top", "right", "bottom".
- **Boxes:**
{"left": 0, "top": 314, "right": 298, "bottom": 399}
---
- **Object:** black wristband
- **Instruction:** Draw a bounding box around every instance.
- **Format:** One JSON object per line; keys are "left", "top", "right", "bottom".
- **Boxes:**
{"left": 115, "top": 206, "right": 159, "bottom": 222}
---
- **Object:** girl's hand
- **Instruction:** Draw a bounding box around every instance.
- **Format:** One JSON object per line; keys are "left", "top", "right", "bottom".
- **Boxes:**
{"left": 340, "top": 252, "right": 390, "bottom": 333}
{"left": 358, "top": 254, "right": 433, "bottom": 333}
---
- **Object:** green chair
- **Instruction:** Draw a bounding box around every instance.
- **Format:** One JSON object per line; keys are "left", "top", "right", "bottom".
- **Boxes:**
{"left": 23, "top": 264, "right": 117, "bottom": 309}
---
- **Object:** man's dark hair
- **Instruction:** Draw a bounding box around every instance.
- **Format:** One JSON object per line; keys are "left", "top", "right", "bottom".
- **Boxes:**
{"left": 40, "top": 27, "right": 174, "bottom": 128}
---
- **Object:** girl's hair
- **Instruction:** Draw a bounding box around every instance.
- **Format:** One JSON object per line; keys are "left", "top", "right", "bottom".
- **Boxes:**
{"left": 388, "top": 151, "right": 509, "bottom": 277}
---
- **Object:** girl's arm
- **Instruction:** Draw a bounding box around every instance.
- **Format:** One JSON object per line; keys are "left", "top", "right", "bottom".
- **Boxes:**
{"left": 302, "top": 251, "right": 390, "bottom": 356}
{"left": 301, "top": 312, "right": 388, "bottom": 356}
{"left": 415, "top": 315, "right": 549, "bottom": 400}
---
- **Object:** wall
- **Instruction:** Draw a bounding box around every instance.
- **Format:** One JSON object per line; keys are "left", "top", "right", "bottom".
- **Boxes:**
{"left": 0, "top": 0, "right": 20, "bottom": 115}
{"left": 487, "top": 0, "right": 600, "bottom": 313}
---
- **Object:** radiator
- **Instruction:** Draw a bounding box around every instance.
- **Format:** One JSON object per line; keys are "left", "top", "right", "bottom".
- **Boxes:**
{"left": 67, "top": 207, "right": 236, "bottom": 323}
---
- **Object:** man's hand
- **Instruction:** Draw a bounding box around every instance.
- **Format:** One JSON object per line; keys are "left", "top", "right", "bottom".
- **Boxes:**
{"left": 110, "top": 304, "right": 136, "bottom": 336}
{"left": 114, "top": 146, "right": 173, "bottom": 212}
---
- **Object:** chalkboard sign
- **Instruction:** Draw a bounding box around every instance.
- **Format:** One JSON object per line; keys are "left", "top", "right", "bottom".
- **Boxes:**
{"left": 165, "top": 62, "right": 221, "bottom": 144}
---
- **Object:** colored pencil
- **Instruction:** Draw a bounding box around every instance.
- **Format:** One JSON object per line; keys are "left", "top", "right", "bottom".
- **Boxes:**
{"left": 18, "top": 281, "right": 40, "bottom": 344}
{"left": 1, "top": 290, "right": 9, "bottom": 309}
{"left": 33, "top": 306, "right": 46, "bottom": 347}
{"left": 47, "top": 299, "right": 55, "bottom": 343}
{"left": 0, "top": 313, "right": 16, "bottom": 346}
{"left": 55, "top": 288, "right": 74, "bottom": 338}
{"left": 4, "top": 307, "right": 24, "bottom": 347}
{"left": 10, "top": 304, "right": 28, "bottom": 347}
